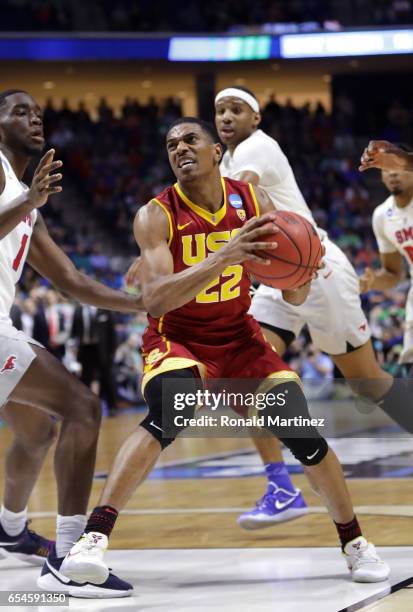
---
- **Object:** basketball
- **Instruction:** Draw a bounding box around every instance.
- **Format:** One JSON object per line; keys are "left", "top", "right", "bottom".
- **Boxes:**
{"left": 246, "top": 211, "right": 323, "bottom": 290}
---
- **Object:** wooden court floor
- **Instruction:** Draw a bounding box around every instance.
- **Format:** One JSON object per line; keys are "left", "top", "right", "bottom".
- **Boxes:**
{"left": 0, "top": 413, "right": 412, "bottom": 551}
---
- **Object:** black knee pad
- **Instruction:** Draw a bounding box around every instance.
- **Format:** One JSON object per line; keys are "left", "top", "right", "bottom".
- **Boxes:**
{"left": 141, "top": 368, "right": 202, "bottom": 450}
{"left": 259, "top": 380, "right": 329, "bottom": 466}
{"left": 280, "top": 436, "right": 329, "bottom": 466}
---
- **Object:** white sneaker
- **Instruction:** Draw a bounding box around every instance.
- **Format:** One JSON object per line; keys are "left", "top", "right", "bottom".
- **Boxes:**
{"left": 61, "top": 532, "right": 109, "bottom": 585}
{"left": 38, "top": 543, "right": 132, "bottom": 598}
{"left": 344, "top": 536, "right": 390, "bottom": 583}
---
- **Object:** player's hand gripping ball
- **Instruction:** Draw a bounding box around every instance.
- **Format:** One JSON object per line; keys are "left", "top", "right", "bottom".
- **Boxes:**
{"left": 246, "top": 211, "right": 323, "bottom": 290}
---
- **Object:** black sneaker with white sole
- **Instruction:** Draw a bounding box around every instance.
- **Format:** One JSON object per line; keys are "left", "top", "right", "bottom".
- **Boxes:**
{"left": 37, "top": 544, "right": 133, "bottom": 598}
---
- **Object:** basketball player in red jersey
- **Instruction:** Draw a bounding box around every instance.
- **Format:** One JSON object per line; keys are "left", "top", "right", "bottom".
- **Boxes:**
{"left": 62, "top": 118, "right": 389, "bottom": 589}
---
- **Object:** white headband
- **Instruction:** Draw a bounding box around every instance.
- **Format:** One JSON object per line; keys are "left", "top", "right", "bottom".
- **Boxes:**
{"left": 215, "top": 88, "right": 260, "bottom": 113}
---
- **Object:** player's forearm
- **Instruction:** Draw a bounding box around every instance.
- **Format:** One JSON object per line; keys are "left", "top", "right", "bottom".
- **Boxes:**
{"left": 371, "top": 268, "right": 402, "bottom": 291}
{"left": 143, "top": 252, "right": 228, "bottom": 317}
{"left": 56, "top": 270, "right": 144, "bottom": 312}
{"left": 0, "top": 193, "right": 34, "bottom": 240}
{"left": 282, "top": 282, "right": 311, "bottom": 306}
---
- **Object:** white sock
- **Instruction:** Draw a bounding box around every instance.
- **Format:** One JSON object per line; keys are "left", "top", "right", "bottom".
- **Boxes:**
{"left": 0, "top": 505, "right": 27, "bottom": 536}
{"left": 56, "top": 514, "right": 87, "bottom": 557}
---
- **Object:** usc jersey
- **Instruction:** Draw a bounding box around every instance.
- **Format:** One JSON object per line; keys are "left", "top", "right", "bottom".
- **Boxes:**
{"left": 141, "top": 176, "right": 296, "bottom": 389}
{"left": 146, "top": 177, "right": 261, "bottom": 344}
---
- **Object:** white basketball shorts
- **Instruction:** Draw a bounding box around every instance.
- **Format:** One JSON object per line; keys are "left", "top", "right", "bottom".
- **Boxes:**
{"left": 0, "top": 321, "right": 43, "bottom": 408}
{"left": 249, "top": 238, "right": 371, "bottom": 355}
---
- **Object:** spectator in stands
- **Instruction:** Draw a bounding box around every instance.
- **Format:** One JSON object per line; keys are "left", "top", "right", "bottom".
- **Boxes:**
{"left": 1, "top": 0, "right": 413, "bottom": 32}
{"left": 71, "top": 305, "right": 118, "bottom": 415}
{"left": 115, "top": 333, "right": 143, "bottom": 404}
{"left": 45, "top": 289, "right": 71, "bottom": 361}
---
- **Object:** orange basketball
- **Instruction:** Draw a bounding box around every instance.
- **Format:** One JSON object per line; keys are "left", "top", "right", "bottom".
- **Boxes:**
{"left": 246, "top": 211, "right": 322, "bottom": 290}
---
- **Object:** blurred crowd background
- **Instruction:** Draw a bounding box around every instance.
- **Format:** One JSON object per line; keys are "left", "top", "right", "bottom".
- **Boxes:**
{"left": 3, "top": 0, "right": 412, "bottom": 411}
{"left": 1, "top": 0, "right": 413, "bottom": 32}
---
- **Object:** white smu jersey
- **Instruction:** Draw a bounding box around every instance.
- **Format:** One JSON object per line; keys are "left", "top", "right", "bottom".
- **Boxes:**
{"left": 220, "top": 129, "right": 317, "bottom": 226}
{"left": 372, "top": 195, "right": 413, "bottom": 273}
{"left": 0, "top": 151, "right": 37, "bottom": 323}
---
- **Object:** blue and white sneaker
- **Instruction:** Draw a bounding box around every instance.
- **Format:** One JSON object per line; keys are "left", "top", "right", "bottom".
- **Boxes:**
{"left": 238, "top": 483, "right": 308, "bottom": 530}
{"left": 37, "top": 544, "right": 133, "bottom": 598}
{"left": 0, "top": 520, "right": 52, "bottom": 566}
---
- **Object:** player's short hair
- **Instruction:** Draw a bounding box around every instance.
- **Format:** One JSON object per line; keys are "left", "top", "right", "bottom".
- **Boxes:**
{"left": 167, "top": 117, "right": 220, "bottom": 144}
{"left": 0, "top": 89, "right": 29, "bottom": 109}
{"left": 227, "top": 85, "right": 257, "bottom": 100}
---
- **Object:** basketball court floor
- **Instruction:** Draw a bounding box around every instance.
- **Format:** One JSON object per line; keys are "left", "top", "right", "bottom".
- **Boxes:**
{"left": 1, "top": 399, "right": 413, "bottom": 612}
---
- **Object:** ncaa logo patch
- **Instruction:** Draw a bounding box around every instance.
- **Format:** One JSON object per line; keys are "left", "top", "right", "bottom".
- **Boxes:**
{"left": 237, "top": 209, "right": 246, "bottom": 221}
{"left": 229, "top": 194, "right": 243, "bottom": 209}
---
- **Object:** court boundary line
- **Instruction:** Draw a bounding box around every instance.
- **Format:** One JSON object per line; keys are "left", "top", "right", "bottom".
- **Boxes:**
{"left": 338, "top": 575, "right": 413, "bottom": 612}
{"left": 154, "top": 447, "right": 255, "bottom": 468}
{"left": 105, "top": 439, "right": 413, "bottom": 474}
{"left": 93, "top": 448, "right": 257, "bottom": 479}
{"left": 27, "top": 504, "right": 413, "bottom": 519}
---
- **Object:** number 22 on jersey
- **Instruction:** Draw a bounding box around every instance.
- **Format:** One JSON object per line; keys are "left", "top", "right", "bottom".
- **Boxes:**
{"left": 197, "top": 264, "right": 243, "bottom": 303}
{"left": 181, "top": 229, "right": 243, "bottom": 304}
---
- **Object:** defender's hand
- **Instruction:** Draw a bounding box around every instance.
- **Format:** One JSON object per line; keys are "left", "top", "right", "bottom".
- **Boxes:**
{"left": 359, "top": 267, "right": 375, "bottom": 293}
{"left": 125, "top": 256, "right": 142, "bottom": 287}
{"left": 218, "top": 212, "right": 279, "bottom": 266}
{"left": 359, "top": 141, "right": 410, "bottom": 172}
{"left": 27, "top": 149, "right": 63, "bottom": 209}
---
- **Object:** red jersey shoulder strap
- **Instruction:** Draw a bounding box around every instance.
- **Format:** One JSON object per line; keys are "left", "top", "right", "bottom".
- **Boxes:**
{"left": 150, "top": 198, "right": 174, "bottom": 247}
{"left": 150, "top": 185, "right": 177, "bottom": 247}
{"left": 247, "top": 183, "right": 261, "bottom": 217}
